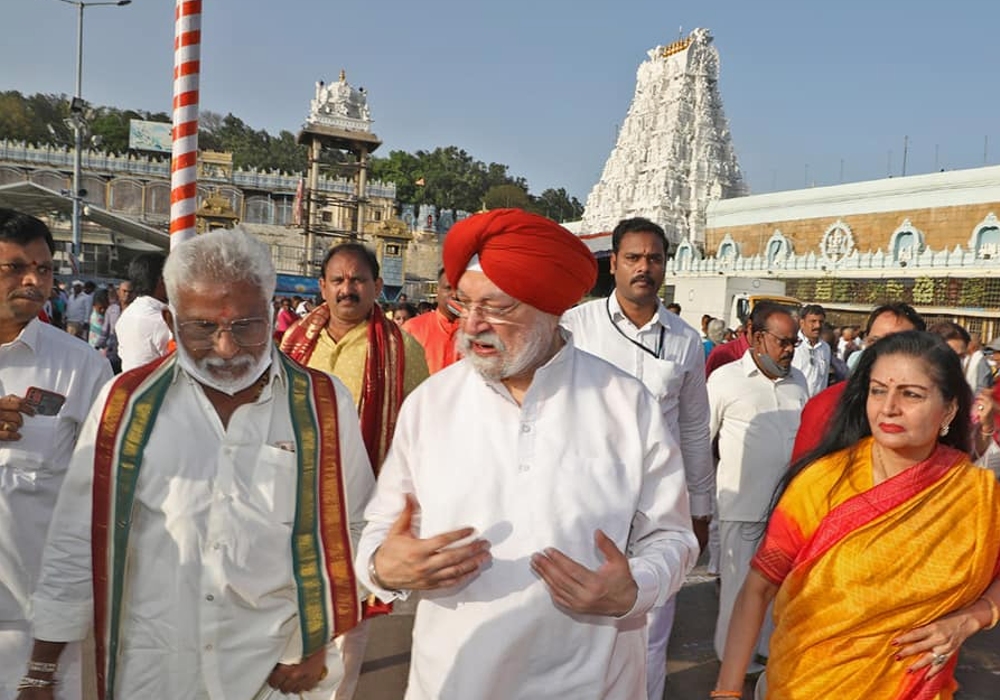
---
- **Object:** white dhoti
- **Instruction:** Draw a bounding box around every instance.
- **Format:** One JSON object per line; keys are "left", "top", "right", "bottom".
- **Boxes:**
{"left": 714, "top": 520, "right": 772, "bottom": 669}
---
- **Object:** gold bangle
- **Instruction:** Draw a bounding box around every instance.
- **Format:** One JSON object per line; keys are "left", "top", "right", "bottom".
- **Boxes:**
{"left": 710, "top": 692, "right": 743, "bottom": 699}
{"left": 982, "top": 596, "right": 999, "bottom": 630}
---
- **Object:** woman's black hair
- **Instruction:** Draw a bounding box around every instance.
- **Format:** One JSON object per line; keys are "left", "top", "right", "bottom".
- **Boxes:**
{"left": 768, "top": 330, "right": 972, "bottom": 520}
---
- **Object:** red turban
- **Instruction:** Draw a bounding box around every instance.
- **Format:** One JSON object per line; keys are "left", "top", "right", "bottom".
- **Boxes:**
{"left": 443, "top": 208, "right": 597, "bottom": 316}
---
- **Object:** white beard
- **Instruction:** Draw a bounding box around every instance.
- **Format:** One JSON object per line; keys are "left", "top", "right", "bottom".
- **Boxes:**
{"left": 175, "top": 339, "right": 273, "bottom": 395}
{"left": 456, "top": 323, "right": 554, "bottom": 382}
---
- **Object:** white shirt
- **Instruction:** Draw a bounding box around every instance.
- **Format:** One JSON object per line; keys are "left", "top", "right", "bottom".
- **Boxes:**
{"left": 31, "top": 351, "right": 375, "bottom": 700}
{"left": 561, "top": 295, "right": 713, "bottom": 517}
{"left": 356, "top": 338, "right": 698, "bottom": 700}
{"left": 0, "top": 319, "right": 112, "bottom": 622}
{"left": 64, "top": 291, "right": 92, "bottom": 325}
{"left": 115, "top": 296, "right": 172, "bottom": 371}
{"left": 964, "top": 350, "right": 993, "bottom": 395}
{"left": 708, "top": 350, "right": 808, "bottom": 522}
{"left": 791, "top": 332, "right": 831, "bottom": 397}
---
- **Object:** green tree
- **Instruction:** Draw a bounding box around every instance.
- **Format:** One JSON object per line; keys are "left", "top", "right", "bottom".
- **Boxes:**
{"left": 483, "top": 183, "right": 532, "bottom": 210}
{"left": 531, "top": 187, "right": 584, "bottom": 222}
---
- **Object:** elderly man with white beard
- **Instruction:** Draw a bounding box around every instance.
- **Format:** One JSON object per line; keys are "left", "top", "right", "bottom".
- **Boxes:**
{"left": 355, "top": 208, "right": 698, "bottom": 700}
{"left": 18, "top": 229, "right": 374, "bottom": 700}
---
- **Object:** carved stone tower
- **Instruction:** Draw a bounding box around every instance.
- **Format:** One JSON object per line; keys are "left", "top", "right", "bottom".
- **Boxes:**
{"left": 580, "top": 28, "right": 747, "bottom": 248}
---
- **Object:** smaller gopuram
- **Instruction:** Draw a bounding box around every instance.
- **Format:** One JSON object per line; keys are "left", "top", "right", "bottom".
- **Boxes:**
{"left": 298, "top": 70, "right": 382, "bottom": 274}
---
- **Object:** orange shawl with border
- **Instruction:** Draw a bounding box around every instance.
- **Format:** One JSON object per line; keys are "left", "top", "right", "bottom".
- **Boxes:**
{"left": 752, "top": 438, "right": 1000, "bottom": 700}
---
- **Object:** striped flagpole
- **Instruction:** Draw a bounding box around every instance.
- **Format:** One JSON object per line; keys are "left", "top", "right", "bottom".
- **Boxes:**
{"left": 170, "top": 0, "right": 202, "bottom": 247}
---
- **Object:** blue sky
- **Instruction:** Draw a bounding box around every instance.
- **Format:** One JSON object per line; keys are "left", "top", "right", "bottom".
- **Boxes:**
{"left": 3, "top": 0, "right": 998, "bottom": 203}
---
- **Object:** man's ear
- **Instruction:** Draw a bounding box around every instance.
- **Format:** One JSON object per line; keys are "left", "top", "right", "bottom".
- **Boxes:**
{"left": 162, "top": 306, "right": 174, "bottom": 331}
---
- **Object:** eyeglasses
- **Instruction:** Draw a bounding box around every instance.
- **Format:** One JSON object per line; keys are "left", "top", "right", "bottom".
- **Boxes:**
{"left": 175, "top": 317, "right": 270, "bottom": 350}
{"left": 761, "top": 329, "right": 801, "bottom": 349}
{"left": 450, "top": 297, "right": 521, "bottom": 322}
{"left": 0, "top": 261, "right": 54, "bottom": 278}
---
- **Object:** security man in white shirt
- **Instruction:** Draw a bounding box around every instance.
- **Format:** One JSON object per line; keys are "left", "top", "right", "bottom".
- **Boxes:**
{"left": 561, "top": 216, "right": 713, "bottom": 700}
{"left": 790, "top": 304, "right": 831, "bottom": 397}
{"left": 0, "top": 209, "right": 112, "bottom": 700}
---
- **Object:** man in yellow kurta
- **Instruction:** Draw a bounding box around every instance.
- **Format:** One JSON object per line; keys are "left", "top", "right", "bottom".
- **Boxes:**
{"left": 280, "top": 241, "right": 427, "bottom": 700}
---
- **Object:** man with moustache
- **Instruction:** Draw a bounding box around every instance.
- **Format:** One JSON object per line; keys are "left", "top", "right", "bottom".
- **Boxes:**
{"left": 356, "top": 209, "right": 698, "bottom": 700}
{"left": 708, "top": 302, "right": 808, "bottom": 675}
{"left": 402, "top": 267, "right": 461, "bottom": 374}
{"left": 19, "top": 229, "right": 374, "bottom": 700}
{"left": 790, "top": 304, "right": 831, "bottom": 397}
{"left": 561, "top": 216, "right": 712, "bottom": 700}
{"left": 0, "top": 210, "right": 112, "bottom": 700}
{"left": 280, "top": 241, "right": 427, "bottom": 700}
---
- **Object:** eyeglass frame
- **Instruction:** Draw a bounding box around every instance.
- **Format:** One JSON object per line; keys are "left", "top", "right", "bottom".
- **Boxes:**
{"left": 449, "top": 296, "right": 522, "bottom": 322}
{"left": 173, "top": 316, "right": 271, "bottom": 350}
{"left": 758, "top": 329, "right": 801, "bottom": 350}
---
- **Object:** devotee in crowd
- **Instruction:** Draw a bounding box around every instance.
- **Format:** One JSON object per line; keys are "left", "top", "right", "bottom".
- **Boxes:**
{"left": 416, "top": 301, "right": 434, "bottom": 315}
{"left": 790, "top": 304, "right": 831, "bottom": 397}
{"left": 715, "top": 331, "right": 1000, "bottom": 700}
{"left": 402, "top": 267, "right": 461, "bottom": 374}
{"left": 666, "top": 301, "right": 682, "bottom": 315}
{"left": 561, "top": 216, "right": 713, "bottom": 700}
{"left": 115, "top": 252, "right": 172, "bottom": 371}
{"left": 18, "top": 228, "right": 374, "bottom": 700}
{"left": 704, "top": 317, "right": 726, "bottom": 358}
{"left": 706, "top": 316, "right": 751, "bottom": 377}
{"left": 115, "top": 279, "right": 134, "bottom": 311}
{"left": 0, "top": 209, "right": 112, "bottom": 699}
{"left": 281, "top": 241, "right": 428, "bottom": 700}
{"left": 63, "top": 280, "right": 91, "bottom": 339}
{"left": 821, "top": 322, "right": 849, "bottom": 383}
{"left": 837, "top": 325, "right": 860, "bottom": 362}
{"left": 392, "top": 302, "right": 418, "bottom": 326}
{"left": 274, "top": 296, "right": 299, "bottom": 343}
{"left": 86, "top": 289, "right": 109, "bottom": 352}
{"left": 964, "top": 332, "right": 993, "bottom": 395}
{"left": 707, "top": 302, "right": 808, "bottom": 677}
{"left": 792, "top": 303, "right": 925, "bottom": 462}
{"left": 356, "top": 208, "right": 698, "bottom": 700}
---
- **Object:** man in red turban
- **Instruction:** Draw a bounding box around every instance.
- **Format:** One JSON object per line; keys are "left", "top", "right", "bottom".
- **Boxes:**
{"left": 356, "top": 208, "right": 698, "bottom": 699}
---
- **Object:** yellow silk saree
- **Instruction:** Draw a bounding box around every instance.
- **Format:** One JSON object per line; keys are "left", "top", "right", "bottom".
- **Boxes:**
{"left": 752, "top": 437, "right": 1000, "bottom": 700}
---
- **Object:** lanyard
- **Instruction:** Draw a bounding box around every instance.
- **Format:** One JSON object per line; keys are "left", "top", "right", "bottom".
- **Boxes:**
{"left": 605, "top": 296, "right": 665, "bottom": 359}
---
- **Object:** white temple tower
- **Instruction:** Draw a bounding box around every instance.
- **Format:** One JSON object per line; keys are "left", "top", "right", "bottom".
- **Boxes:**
{"left": 580, "top": 28, "right": 747, "bottom": 247}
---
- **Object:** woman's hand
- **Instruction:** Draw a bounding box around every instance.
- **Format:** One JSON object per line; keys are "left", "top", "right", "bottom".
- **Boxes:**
{"left": 892, "top": 608, "right": 982, "bottom": 678}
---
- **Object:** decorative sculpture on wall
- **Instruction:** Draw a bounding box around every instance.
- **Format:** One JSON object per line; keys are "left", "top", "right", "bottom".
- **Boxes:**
{"left": 820, "top": 219, "right": 855, "bottom": 263}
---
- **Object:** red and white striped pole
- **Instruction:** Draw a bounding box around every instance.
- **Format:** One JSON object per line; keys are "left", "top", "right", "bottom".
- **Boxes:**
{"left": 169, "top": 0, "right": 201, "bottom": 247}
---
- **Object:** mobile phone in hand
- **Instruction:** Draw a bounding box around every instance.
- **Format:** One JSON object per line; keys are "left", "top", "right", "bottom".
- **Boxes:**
{"left": 24, "top": 387, "right": 66, "bottom": 416}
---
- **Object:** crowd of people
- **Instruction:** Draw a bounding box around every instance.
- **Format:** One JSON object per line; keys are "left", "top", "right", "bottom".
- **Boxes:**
{"left": 1, "top": 204, "right": 999, "bottom": 700}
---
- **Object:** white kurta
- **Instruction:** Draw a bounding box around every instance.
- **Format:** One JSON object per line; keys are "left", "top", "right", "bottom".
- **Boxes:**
{"left": 31, "top": 351, "right": 375, "bottom": 700}
{"left": 790, "top": 332, "right": 832, "bottom": 398}
{"left": 0, "top": 319, "right": 111, "bottom": 697}
{"left": 355, "top": 339, "right": 698, "bottom": 700}
{"left": 115, "top": 296, "right": 172, "bottom": 371}
{"left": 561, "top": 296, "right": 713, "bottom": 517}
{"left": 708, "top": 350, "right": 809, "bottom": 523}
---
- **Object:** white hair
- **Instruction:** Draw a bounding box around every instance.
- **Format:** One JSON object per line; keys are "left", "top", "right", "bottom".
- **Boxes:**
{"left": 707, "top": 318, "right": 726, "bottom": 344}
{"left": 163, "top": 227, "right": 276, "bottom": 303}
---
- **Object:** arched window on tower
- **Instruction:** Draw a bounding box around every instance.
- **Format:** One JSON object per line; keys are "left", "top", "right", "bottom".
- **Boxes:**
{"left": 970, "top": 213, "right": 1000, "bottom": 260}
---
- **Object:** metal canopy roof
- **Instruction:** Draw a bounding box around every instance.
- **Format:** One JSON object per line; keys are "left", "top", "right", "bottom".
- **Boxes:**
{"left": 0, "top": 181, "right": 170, "bottom": 251}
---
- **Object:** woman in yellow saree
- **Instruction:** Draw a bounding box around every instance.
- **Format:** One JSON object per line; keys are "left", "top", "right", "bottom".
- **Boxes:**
{"left": 714, "top": 331, "right": 1000, "bottom": 700}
